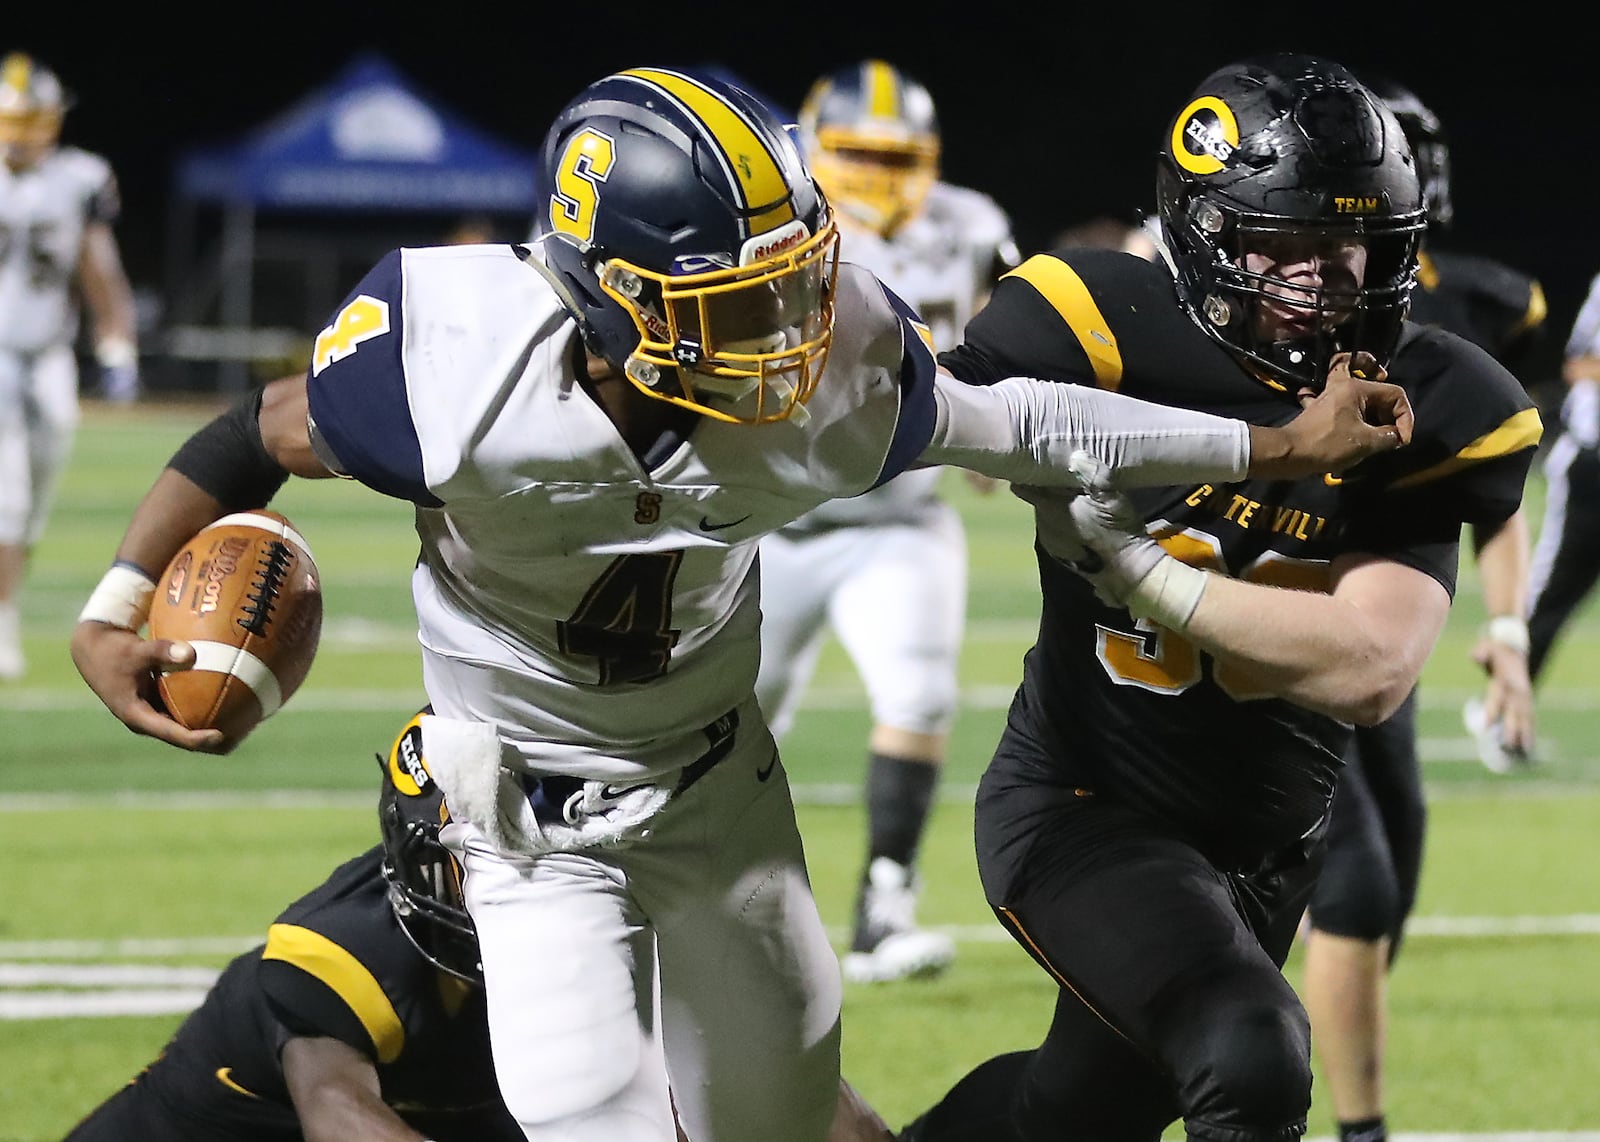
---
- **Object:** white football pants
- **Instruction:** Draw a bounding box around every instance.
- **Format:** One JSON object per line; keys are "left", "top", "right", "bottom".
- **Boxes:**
{"left": 755, "top": 503, "right": 968, "bottom": 741}
{"left": 446, "top": 707, "right": 842, "bottom": 1142}
{"left": 0, "top": 345, "right": 79, "bottom": 546}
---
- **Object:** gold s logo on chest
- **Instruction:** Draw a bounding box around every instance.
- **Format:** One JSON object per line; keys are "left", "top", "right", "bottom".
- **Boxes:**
{"left": 634, "top": 492, "right": 662, "bottom": 525}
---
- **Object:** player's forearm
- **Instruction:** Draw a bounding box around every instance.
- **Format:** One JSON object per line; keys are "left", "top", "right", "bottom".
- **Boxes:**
{"left": 109, "top": 468, "right": 228, "bottom": 580}
{"left": 924, "top": 374, "right": 1250, "bottom": 486}
{"left": 1473, "top": 511, "right": 1530, "bottom": 624}
{"left": 78, "top": 225, "right": 138, "bottom": 344}
{"left": 284, "top": 1038, "right": 423, "bottom": 1142}
{"left": 1182, "top": 576, "right": 1426, "bottom": 724}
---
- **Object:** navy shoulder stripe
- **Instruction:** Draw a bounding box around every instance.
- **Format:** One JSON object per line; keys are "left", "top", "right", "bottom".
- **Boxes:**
{"left": 870, "top": 287, "right": 939, "bottom": 489}
{"left": 304, "top": 251, "right": 440, "bottom": 506}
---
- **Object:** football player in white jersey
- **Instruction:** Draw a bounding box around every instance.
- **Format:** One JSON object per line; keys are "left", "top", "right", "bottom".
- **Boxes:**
{"left": 70, "top": 68, "right": 1410, "bottom": 1142}
{"left": 0, "top": 51, "right": 139, "bottom": 680}
{"left": 757, "top": 59, "right": 1022, "bottom": 984}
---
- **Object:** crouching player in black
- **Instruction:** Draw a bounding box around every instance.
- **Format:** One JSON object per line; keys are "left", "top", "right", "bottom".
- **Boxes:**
{"left": 903, "top": 53, "right": 1540, "bottom": 1142}
{"left": 62, "top": 711, "right": 895, "bottom": 1142}
{"left": 61, "top": 710, "right": 522, "bottom": 1142}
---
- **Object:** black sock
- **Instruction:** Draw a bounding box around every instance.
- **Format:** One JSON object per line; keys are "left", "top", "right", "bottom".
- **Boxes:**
{"left": 1339, "top": 1117, "right": 1387, "bottom": 1142}
{"left": 865, "top": 752, "right": 939, "bottom": 871}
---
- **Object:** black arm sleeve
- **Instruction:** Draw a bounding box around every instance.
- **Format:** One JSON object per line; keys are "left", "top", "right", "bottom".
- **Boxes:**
{"left": 167, "top": 387, "right": 291, "bottom": 510}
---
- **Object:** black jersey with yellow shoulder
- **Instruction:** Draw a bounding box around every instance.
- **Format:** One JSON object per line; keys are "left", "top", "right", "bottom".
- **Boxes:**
{"left": 134, "top": 847, "right": 518, "bottom": 1141}
{"left": 943, "top": 247, "right": 1541, "bottom": 865}
{"left": 1412, "top": 247, "right": 1547, "bottom": 379}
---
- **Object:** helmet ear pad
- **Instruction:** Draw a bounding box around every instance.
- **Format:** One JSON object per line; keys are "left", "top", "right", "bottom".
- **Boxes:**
{"left": 541, "top": 239, "right": 639, "bottom": 367}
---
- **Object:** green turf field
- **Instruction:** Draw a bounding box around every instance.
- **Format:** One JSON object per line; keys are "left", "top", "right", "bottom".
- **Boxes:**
{"left": 3, "top": 402, "right": 1598, "bottom": 1139}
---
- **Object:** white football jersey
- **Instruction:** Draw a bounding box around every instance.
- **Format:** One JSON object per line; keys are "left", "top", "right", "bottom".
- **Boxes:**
{"left": 0, "top": 146, "right": 119, "bottom": 352}
{"left": 781, "top": 180, "right": 1018, "bottom": 529}
{"left": 305, "top": 245, "right": 938, "bottom": 780}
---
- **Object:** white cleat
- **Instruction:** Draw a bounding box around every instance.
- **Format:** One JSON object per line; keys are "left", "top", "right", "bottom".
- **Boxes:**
{"left": 843, "top": 857, "right": 956, "bottom": 984}
{"left": 1462, "top": 697, "right": 1530, "bottom": 774}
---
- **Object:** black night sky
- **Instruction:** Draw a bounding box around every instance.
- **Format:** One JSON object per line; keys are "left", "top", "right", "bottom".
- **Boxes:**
{"left": 14, "top": 9, "right": 1592, "bottom": 386}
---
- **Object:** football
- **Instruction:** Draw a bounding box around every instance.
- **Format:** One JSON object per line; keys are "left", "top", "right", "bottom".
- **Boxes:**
{"left": 148, "top": 510, "right": 323, "bottom": 741}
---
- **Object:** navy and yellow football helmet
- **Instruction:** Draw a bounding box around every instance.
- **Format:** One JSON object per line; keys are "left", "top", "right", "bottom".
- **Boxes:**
{"left": 378, "top": 709, "right": 481, "bottom": 986}
{"left": 798, "top": 59, "right": 939, "bottom": 240}
{"left": 534, "top": 67, "right": 839, "bottom": 425}
{"left": 1156, "top": 53, "right": 1426, "bottom": 392}
{"left": 0, "top": 52, "right": 69, "bottom": 170}
{"left": 1363, "top": 74, "right": 1453, "bottom": 232}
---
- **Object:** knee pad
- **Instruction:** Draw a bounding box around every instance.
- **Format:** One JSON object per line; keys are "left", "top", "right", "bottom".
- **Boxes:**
{"left": 1173, "top": 993, "right": 1312, "bottom": 1140}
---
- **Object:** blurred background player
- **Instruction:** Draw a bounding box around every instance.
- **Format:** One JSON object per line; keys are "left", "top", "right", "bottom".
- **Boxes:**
{"left": 0, "top": 50, "right": 139, "bottom": 680}
{"left": 755, "top": 58, "right": 1021, "bottom": 983}
{"left": 61, "top": 711, "right": 523, "bottom": 1142}
{"left": 1513, "top": 268, "right": 1600, "bottom": 757}
{"left": 1298, "top": 74, "right": 1547, "bottom": 1142}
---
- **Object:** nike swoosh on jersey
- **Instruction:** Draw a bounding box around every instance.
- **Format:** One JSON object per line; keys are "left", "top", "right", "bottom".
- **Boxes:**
{"left": 215, "top": 1067, "right": 261, "bottom": 1099}
{"left": 756, "top": 748, "right": 778, "bottom": 782}
{"left": 699, "top": 514, "right": 752, "bottom": 532}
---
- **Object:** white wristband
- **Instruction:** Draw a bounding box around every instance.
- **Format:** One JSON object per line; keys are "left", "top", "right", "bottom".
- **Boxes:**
{"left": 1485, "top": 615, "right": 1530, "bottom": 654}
{"left": 78, "top": 563, "right": 157, "bottom": 630}
{"left": 1126, "top": 556, "right": 1209, "bottom": 632}
{"left": 95, "top": 337, "right": 138, "bottom": 369}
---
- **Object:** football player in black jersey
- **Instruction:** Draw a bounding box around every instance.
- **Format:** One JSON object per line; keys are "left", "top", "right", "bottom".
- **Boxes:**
{"left": 902, "top": 53, "right": 1541, "bottom": 1142}
{"left": 59, "top": 711, "right": 895, "bottom": 1142}
{"left": 60, "top": 710, "right": 521, "bottom": 1142}
{"left": 1297, "top": 75, "right": 1548, "bottom": 1142}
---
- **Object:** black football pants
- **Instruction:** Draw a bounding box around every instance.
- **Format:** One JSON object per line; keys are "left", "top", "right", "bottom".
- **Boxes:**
{"left": 966, "top": 763, "right": 1321, "bottom": 1142}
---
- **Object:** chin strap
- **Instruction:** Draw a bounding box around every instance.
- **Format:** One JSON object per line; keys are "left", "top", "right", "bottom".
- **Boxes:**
{"left": 515, "top": 239, "right": 598, "bottom": 352}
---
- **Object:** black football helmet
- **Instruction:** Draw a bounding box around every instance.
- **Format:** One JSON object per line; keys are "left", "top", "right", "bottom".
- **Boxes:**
{"left": 534, "top": 67, "right": 839, "bottom": 425}
{"left": 1363, "top": 74, "right": 1453, "bottom": 231}
{"left": 378, "top": 708, "right": 481, "bottom": 986}
{"left": 0, "top": 52, "right": 69, "bottom": 170}
{"left": 1156, "top": 53, "right": 1426, "bottom": 392}
{"left": 798, "top": 59, "right": 940, "bottom": 239}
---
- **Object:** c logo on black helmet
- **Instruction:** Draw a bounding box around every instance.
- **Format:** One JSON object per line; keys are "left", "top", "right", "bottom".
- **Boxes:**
{"left": 1172, "top": 96, "right": 1239, "bottom": 176}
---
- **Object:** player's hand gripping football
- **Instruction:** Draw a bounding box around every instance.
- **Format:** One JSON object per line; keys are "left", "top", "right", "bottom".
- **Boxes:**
{"left": 70, "top": 622, "right": 229, "bottom": 753}
{"left": 1258, "top": 351, "right": 1414, "bottom": 478}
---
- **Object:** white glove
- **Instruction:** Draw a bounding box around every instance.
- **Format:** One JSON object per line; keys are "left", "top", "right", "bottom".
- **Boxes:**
{"left": 1062, "top": 451, "right": 1166, "bottom": 607}
{"left": 1064, "top": 450, "right": 1208, "bottom": 629}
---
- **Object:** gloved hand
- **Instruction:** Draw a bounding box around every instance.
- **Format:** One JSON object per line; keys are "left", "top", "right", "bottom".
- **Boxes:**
{"left": 1064, "top": 451, "right": 1209, "bottom": 630}
{"left": 99, "top": 362, "right": 140, "bottom": 403}
{"left": 96, "top": 338, "right": 140, "bottom": 403}
{"left": 1062, "top": 451, "right": 1166, "bottom": 609}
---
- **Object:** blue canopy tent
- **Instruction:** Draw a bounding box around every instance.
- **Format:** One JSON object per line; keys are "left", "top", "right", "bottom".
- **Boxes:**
{"left": 163, "top": 52, "right": 540, "bottom": 391}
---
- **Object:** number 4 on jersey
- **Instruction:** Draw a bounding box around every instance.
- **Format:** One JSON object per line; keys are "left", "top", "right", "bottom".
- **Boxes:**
{"left": 312, "top": 295, "right": 391, "bottom": 376}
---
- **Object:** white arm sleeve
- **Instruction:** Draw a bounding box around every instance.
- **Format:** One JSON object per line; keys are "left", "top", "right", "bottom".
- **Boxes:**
{"left": 919, "top": 373, "right": 1251, "bottom": 487}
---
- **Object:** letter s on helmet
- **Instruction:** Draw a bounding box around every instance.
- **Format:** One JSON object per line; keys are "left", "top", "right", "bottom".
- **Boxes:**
{"left": 1155, "top": 53, "right": 1426, "bottom": 392}
{"left": 533, "top": 67, "right": 840, "bottom": 425}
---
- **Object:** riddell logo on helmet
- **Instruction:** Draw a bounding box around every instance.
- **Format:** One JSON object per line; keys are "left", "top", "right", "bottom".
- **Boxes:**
{"left": 741, "top": 220, "right": 809, "bottom": 265}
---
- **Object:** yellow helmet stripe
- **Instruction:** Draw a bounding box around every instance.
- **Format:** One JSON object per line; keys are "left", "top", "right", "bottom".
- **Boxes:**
{"left": 1003, "top": 256, "right": 1124, "bottom": 390}
{"left": 1, "top": 53, "right": 31, "bottom": 99}
{"left": 620, "top": 68, "right": 795, "bottom": 234}
{"left": 865, "top": 60, "right": 897, "bottom": 118}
